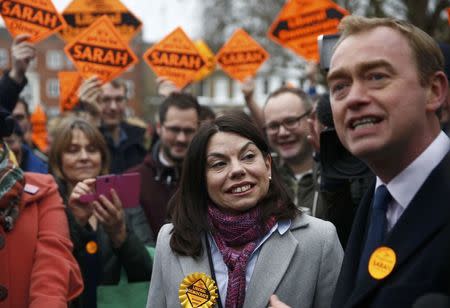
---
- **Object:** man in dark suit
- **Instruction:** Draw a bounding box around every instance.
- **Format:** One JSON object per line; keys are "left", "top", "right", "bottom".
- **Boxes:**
{"left": 326, "top": 16, "right": 450, "bottom": 307}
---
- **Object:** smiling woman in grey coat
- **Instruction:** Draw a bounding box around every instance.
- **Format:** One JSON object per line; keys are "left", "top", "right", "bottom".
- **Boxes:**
{"left": 147, "top": 112, "right": 343, "bottom": 308}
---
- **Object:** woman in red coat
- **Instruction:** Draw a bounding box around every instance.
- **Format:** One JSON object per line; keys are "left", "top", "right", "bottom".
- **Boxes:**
{"left": 0, "top": 140, "right": 84, "bottom": 307}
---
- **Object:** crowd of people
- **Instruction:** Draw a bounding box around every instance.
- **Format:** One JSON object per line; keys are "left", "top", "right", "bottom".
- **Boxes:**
{"left": 1, "top": 15, "right": 450, "bottom": 308}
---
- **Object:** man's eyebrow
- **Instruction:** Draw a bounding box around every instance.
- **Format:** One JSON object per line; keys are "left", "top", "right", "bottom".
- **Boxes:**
{"left": 357, "top": 59, "right": 396, "bottom": 75}
{"left": 327, "top": 59, "right": 396, "bottom": 83}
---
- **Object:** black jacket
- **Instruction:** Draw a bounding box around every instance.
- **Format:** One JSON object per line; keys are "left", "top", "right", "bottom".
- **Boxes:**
{"left": 331, "top": 152, "right": 450, "bottom": 308}
{"left": 101, "top": 122, "right": 147, "bottom": 174}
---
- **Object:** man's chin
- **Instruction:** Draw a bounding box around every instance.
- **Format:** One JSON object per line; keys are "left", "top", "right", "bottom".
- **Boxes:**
{"left": 278, "top": 149, "right": 301, "bottom": 160}
{"left": 168, "top": 151, "right": 186, "bottom": 164}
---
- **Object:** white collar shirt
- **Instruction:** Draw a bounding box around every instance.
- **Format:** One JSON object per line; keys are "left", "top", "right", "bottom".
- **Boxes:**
{"left": 375, "top": 131, "right": 450, "bottom": 231}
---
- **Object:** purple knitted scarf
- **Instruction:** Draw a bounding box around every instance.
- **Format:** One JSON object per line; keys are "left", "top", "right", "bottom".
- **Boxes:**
{"left": 207, "top": 203, "right": 275, "bottom": 308}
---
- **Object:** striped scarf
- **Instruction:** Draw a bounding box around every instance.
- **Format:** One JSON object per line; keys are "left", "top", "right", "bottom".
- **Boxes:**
{"left": 208, "top": 203, "right": 275, "bottom": 308}
{"left": 0, "top": 141, "right": 25, "bottom": 232}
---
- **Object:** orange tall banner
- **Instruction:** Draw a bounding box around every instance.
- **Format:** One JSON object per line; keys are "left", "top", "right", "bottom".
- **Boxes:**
{"left": 143, "top": 27, "right": 207, "bottom": 89}
{"left": 447, "top": 8, "right": 450, "bottom": 25}
{"left": 30, "top": 104, "right": 48, "bottom": 153}
{"left": 216, "top": 28, "right": 269, "bottom": 82}
{"left": 60, "top": 0, "right": 142, "bottom": 43}
{"left": 64, "top": 16, "right": 138, "bottom": 84}
{"left": 59, "top": 71, "right": 82, "bottom": 112}
{"left": 0, "top": 0, "right": 67, "bottom": 43}
{"left": 268, "top": 0, "right": 348, "bottom": 62}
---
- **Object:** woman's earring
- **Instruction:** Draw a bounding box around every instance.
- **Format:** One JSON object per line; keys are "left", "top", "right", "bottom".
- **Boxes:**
{"left": 269, "top": 175, "right": 272, "bottom": 181}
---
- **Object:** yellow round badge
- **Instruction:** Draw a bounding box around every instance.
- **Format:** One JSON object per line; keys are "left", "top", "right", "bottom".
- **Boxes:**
{"left": 179, "top": 272, "right": 218, "bottom": 308}
{"left": 86, "top": 241, "right": 98, "bottom": 254}
{"left": 368, "top": 246, "right": 396, "bottom": 280}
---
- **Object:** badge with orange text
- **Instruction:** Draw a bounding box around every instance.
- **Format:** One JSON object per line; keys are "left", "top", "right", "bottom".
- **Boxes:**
{"left": 64, "top": 15, "right": 138, "bottom": 84}
{"left": 58, "top": 71, "right": 82, "bottom": 112}
{"left": 59, "top": 0, "right": 142, "bottom": 43}
{"left": 216, "top": 28, "right": 269, "bottom": 82}
{"left": 368, "top": 246, "right": 396, "bottom": 280}
{"left": 0, "top": 0, "right": 67, "bottom": 43}
{"left": 268, "top": 0, "right": 348, "bottom": 61}
{"left": 86, "top": 240, "right": 98, "bottom": 254}
{"left": 143, "top": 27, "right": 207, "bottom": 89}
{"left": 179, "top": 272, "right": 218, "bottom": 308}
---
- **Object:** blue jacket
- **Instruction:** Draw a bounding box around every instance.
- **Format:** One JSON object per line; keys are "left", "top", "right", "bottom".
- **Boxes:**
{"left": 21, "top": 144, "right": 48, "bottom": 173}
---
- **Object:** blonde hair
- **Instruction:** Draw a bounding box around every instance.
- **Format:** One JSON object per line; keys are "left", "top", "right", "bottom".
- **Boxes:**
{"left": 335, "top": 16, "right": 444, "bottom": 86}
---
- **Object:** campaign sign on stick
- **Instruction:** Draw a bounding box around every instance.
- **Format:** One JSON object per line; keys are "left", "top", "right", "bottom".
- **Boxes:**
{"left": 143, "top": 27, "right": 207, "bottom": 89}
{"left": 59, "top": 71, "right": 82, "bottom": 112}
{"left": 0, "top": 0, "right": 67, "bottom": 43}
{"left": 60, "top": 0, "right": 142, "bottom": 43}
{"left": 64, "top": 15, "right": 138, "bottom": 84}
{"left": 216, "top": 28, "right": 269, "bottom": 82}
{"left": 268, "top": 0, "right": 348, "bottom": 61}
{"left": 193, "top": 40, "right": 216, "bottom": 82}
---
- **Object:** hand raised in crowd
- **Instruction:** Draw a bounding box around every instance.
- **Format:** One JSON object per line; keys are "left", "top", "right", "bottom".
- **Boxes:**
{"left": 268, "top": 295, "right": 291, "bottom": 308}
{"left": 306, "top": 104, "right": 323, "bottom": 154}
{"left": 9, "top": 34, "right": 36, "bottom": 84}
{"left": 78, "top": 75, "right": 102, "bottom": 106}
{"left": 305, "top": 61, "right": 319, "bottom": 85}
{"left": 68, "top": 178, "right": 96, "bottom": 227}
{"left": 240, "top": 76, "right": 255, "bottom": 100}
{"left": 93, "top": 188, "right": 127, "bottom": 248}
{"left": 156, "top": 76, "right": 181, "bottom": 97}
{"left": 240, "top": 76, "right": 265, "bottom": 129}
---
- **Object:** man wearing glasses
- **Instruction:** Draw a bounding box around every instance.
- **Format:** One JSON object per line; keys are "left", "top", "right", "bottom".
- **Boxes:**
{"left": 263, "top": 87, "right": 322, "bottom": 216}
{"left": 129, "top": 92, "right": 200, "bottom": 237}
{"left": 79, "top": 77, "right": 147, "bottom": 174}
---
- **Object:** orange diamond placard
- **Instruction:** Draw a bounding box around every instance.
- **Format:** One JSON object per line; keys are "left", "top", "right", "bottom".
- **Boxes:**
{"left": 64, "top": 15, "right": 138, "bottom": 84}
{"left": 193, "top": 40, "right": 216, "bottom": 82}
{"left": 60, "top": 0, "right": 142, "bottom": 43}
{"left": 216, "top": 28, "right": 269, "bottom": 82}
{"left": 143, "top": 27, "right": 207, "bottom": 89}
{"left": 0, "top": 0, "right": 67, "bottom": 43}
{"left": 59, "top": 71, "right": 82, "bottom": 112}
{"left": 268, "top": 0, "right": 348, "bottom": 62}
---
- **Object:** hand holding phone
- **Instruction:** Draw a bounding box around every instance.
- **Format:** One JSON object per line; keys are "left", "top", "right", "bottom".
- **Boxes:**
{"left": 79, "top": 172, "right": 141, "bottom": 208}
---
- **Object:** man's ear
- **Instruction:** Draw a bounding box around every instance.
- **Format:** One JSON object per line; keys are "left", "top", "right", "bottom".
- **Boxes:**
{"left": 265, "top": 154, "right": 272, "bottom": 179}
{"left": 156, "top": 122, "right": 162, "bottom": 136}
{"left": 426, "top": 71, "right": 449, "bottom": 113}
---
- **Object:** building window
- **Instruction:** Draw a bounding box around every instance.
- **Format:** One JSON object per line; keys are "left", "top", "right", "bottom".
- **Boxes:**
{"left": 46, "top": 78, "right": 60, "bottom": 98}
{"left": 263, "top": 78, "right": 269, "bottom": 94}
{"left": 64, "top": 55, "right": 74, "bottom": 69}
{"left": 214, "top": 77, "right": 228, "bottom": 103}
{"left": 0, "top": 48, "right": 9, "bottom": 69}
{"left": 124, "top": 80, "right": 135, "bottom": 99}
{"left": 46, "top": 50, "right": 63, "bottom": 70}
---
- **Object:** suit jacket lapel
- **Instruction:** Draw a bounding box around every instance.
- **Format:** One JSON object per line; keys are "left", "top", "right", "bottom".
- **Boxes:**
{"left": 347, "top": 153, "right": 450, "bottom": 307}
{"left": 331, "top": 181, "right": 374, "bottom": 307}
{"left": 243, "top": 218, "right": 306, "bottom": 308}
{"left": 178, "top": 235, "right": 212, "bottom": 278}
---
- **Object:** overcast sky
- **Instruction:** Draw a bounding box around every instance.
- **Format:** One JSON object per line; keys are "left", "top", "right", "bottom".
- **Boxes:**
{"left": 0, "top": 0, "right": 204, "bottom": 42}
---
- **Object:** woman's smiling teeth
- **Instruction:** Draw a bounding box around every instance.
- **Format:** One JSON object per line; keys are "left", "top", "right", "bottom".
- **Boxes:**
{"left": 231, "top": 184, "right": 252, "bottom": 193}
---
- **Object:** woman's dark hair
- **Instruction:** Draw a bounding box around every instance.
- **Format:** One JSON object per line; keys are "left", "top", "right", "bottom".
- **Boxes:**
{"left": 169, "top": 111, "right": 298, "bottom": 257}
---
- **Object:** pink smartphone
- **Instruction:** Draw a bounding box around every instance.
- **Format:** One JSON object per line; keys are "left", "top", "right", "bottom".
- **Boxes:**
{"left": 80, "top": 173, "right": 141, "bottom": 208}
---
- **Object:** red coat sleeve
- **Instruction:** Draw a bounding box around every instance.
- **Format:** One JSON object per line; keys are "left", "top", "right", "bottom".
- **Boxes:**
{"left": 28, "top": 175, "right": 84, "bottom": 308}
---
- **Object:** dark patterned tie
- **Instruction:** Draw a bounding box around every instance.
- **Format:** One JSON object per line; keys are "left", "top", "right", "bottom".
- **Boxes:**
{"left": 356, "top": 185, "right": 392, "bottom": 282}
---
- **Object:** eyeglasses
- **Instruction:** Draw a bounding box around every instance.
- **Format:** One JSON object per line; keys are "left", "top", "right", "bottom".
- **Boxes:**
{"left": 163, "top": 125, "right": 196, "bottom": 136}
{"left": 12, "top": 113, "right": 26, "bottom": 121}
{"left": 99, "top": 96, "right": 127, "bottom": 105}
{"left": 264, "top": 110, "right": 311, "bottom": 135}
